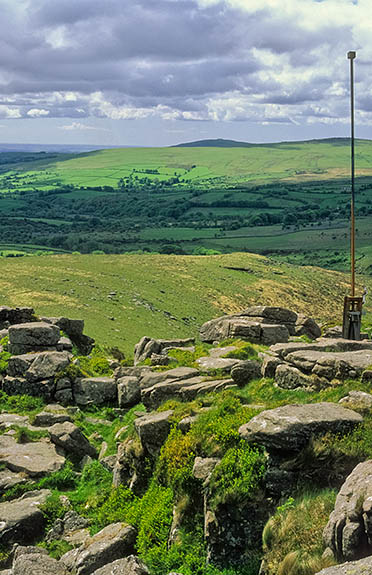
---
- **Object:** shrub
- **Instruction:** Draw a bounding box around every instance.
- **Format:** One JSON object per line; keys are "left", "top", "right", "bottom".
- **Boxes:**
{"left": 209, "top": 441, "right": 266, "bottom": 507}
{"left": 155, "top": 427, "right": 195, "bottom": 493}
{"left": 94, "top": 486, "right": 137, "bottom": 531}
{"left": 189, "top": 392, "right": 258, "bottom": 456}
{"left": 135, "top": 484, "right": 174, "bottom": 566}
{"left": 40, "top": 492, "right": 67, "bottom": 529}
{"left": 38, "top": 461, "right": 77, "bottom": 491}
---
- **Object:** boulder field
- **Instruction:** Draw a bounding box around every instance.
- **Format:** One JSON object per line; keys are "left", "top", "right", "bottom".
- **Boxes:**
{"left": 1, "top": 305, "right": 372, "bottom": 574}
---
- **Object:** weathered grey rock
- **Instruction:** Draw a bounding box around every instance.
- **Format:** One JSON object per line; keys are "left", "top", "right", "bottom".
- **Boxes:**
{"left": 101, "top": 455, "right": 117, "bottom": 473}
{"left": 118, "top": 377, "right": 141, "bottom": 408}
{"left": 0, "top": 306, "right": 34, "bottom": 330}
{"left": 261, "top": 354, "right": 283, "bottom": 378}
{"left": 241, "top": 306, "right": 298, "bottom": 324}
{"left": 139, "top": 366, "right": 199, "bottom": 389}
{"left": 60, "top": 522, "right": 136, "bottom": 575}
{"left": 0, "top": 489, "right": 50, "bottom": 544}
{"left": 134, "top": 336, "right": 195, "bottom": 365}
{"left": 73, "top": 377, "right": 117, "bottom": 406}
{"left": 231, "top": 360, "right": 261, "bottom": 386}
{"left": 261, "top": 324, "right": 290, "bottom": 345}
{"left": 339, "top": 391, "right": 372, "bottom": 411}
{"left": 25, "top": 351, "right": 71, "bottom": 382}
{"left": 46, "top": 510, "right": 89, "bottom": 544}
{"left": 200, "top": 307, "right": 317, "bottom": 344}
{"left": 295, "top": 314, "right": 322, "bottom": 339}
{"left": 285, "top": 349, "right": 372, "bottom": 381}
{"left": 59, "top": 336, "right": 73, "bottom": 351}
{"left": 141, "top": 376, "right": 233, "bottom": 410}
{"left": 193, "top": 457, "right": 220, "bottom": 483}
{"left": 8, "top": 322, "right": 60, "bottom": 354}
{"left": 0, "top": 435, "right": 65, "bottom": 477}
{"left": 178, "top": 414, "right": 198, "bottom": 433}
{"left": 239, "top": 403, "right": 362, "bottom": 453}
{"left": 114, "top": 366, "right": 152, "bottom": 380}
{"left": 275, "top": 363, "right": 316, "bottom": 389}
{"left": 41, "top": 316, "right": 94, "bottom": 355}
{"left": 196, "top": 356, "right": 240, "bottom": 372}
{"left": 271, "top": 338, "right": 372, "bottom": 359}
{"left": 13, "top": 551, "right": 68, "bottom": 575}
{"left": 324, "top": 460, "right": 372, "bottom": 562}
{"left": 3, "top": 375, "right": 55, "bottom": 401}
{"left": 315, "top": 556, "right": 372, "bottom": 574}
{"left": 13, "top": 544, "right": 48, "bottom": 561}
{"left": 134, "top": 410, "right": 173, "bottom": 456}
{"left": 91, "top": 556, "right": 149, "bottom": 575}
{"left": 33, "top": 405, "right": 72, "bottom": 427}
{"left": 0, "top": 469, "right": 27, "bottom": 492}
{"left": 323, "top": 326, "right": 343, "bottom": 339}
{"left": 0, "top": 413, "right": 29, "bottom": 430}
{"left": 209, "top": 346, "right": 238, "bottom": 358}
{"left": 49, "top": 422, "right": 97, "bottom": 459}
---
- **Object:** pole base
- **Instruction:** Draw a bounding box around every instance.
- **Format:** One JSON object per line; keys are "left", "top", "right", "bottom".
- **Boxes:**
{"left": 342, "top": 296, "right": 363, "bottom": 340}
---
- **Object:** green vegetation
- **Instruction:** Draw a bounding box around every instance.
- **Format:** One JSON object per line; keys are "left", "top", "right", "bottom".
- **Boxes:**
{"left": 0, "top": 141, "right": 372, "bottom": 270}
{"left": 0, "top": 390, "right": 44, "bottom": 415}
{"left": 262, "top": 490, "right": 336, "bottom": 575}
{"left": 0, "top": 251, "right": 365, "bottom": 355}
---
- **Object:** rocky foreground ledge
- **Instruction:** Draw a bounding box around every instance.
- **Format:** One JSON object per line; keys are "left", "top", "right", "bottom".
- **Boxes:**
{"left": 0, "top": 305, "right": 372, "bottom": 574}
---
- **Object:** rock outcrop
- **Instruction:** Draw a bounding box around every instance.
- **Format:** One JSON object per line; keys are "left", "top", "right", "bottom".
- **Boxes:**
{"left": 315, "top": 556, "right": 372, "bottom": 574}
{"left": 61, "top": 522, "right": 136, "bottom": 575}
{"left": 263, "top": 338, "right": 372, "bottom": 389}
{"left": 134, "top": 336, "right": 195, "bottom": 365}
{"left": 239, "top": 403, "right": 362, "bottom": 453}
{"left": 324, "top": 460, "right": 372, "bottom": 562}
{"left": 90, "top": 556, "right": 149, "bottom": 575}
{"left": 0, "top": 489, "right": 51, "bottom": 544}
{"left": 200, "top": 306, "right": 321, "bottom": 345}
{"left": 48, "top": 421, "right": 97, "bottom": 460}
{"left": 0, "top": 435, "right": 65, "bottom": 478}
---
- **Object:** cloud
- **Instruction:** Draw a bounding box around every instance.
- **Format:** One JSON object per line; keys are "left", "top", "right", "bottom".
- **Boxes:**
{"left": 0, "top": 0, "right": 370, "bottom": 130}
{"left": 59, "top": 122, "right": 103, "bottom": 131}
{"left": 27, "top": 108, "right": 49, "bottom": 117}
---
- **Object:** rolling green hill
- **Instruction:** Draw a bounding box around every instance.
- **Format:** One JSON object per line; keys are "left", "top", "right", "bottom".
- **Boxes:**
{"left": 0, "top": 252, "right": 369, "bottom": 356}
{"left": 0, "top": 139, "right": 371, "bottom": 268}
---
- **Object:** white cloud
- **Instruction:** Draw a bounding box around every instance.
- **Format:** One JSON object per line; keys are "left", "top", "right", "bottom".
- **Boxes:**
{"left": 0, "top": 106, "right": 21, "bottom": 119}
{"left": 27, "top": 108, "right": 50, "bottom": 117}
{"left": 59, "top": 122, "right": 99, "bottom": 130}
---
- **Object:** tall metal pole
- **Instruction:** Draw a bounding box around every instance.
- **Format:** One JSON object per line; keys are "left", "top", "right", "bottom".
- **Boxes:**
{"left": 348, "top": 50, "right": 356, "bottom": 296}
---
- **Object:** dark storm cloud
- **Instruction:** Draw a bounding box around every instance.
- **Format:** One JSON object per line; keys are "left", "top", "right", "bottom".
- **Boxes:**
{"left": 0, "top": 0, "right": 367, "bottom": 124}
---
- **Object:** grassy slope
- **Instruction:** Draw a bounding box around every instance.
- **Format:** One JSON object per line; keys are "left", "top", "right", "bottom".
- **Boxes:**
{"left": 0, "top": 252, "right": 365, "bottom": 355}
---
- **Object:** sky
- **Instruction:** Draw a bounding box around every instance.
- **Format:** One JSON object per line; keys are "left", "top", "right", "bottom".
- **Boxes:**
{"left": 0, "top": 0, "right": 371, "bottom": 146}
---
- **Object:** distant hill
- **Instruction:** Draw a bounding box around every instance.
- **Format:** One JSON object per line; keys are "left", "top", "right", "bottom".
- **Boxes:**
{"left": 172, "top": 137, "right": 368, "bottom": 148}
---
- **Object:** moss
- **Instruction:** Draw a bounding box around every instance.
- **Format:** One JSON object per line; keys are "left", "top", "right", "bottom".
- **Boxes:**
{"left": 0, "top": 351, "right": 11, "bottom": 375}
{"left": 55, "top": 363, "right": 84, "bottom": 382}
{"left": 38, "top": 539, "right": 74, "bottom": 560}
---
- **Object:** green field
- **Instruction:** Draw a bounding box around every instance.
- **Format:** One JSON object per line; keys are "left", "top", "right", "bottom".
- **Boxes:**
{"left": 0, "top": 140, "right": 371, "bottom": 268}
{"left": 1, "top": 140, "right": 372, "bottom": 190}
{"left": 0, "top": 252, "right": 369, "bottom": 356}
